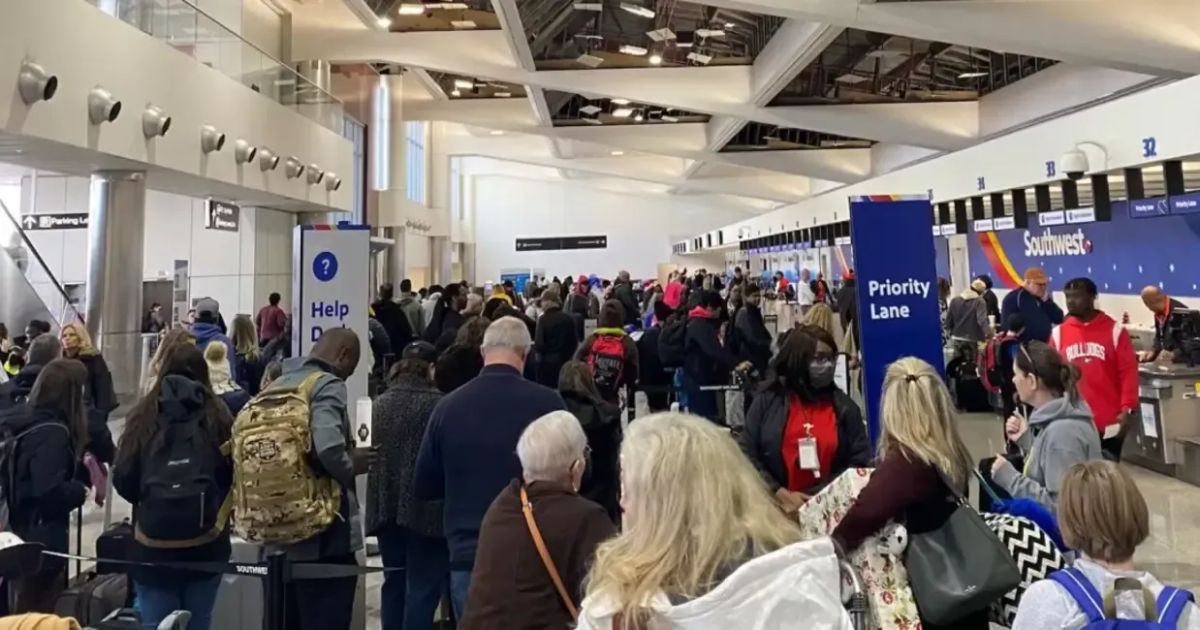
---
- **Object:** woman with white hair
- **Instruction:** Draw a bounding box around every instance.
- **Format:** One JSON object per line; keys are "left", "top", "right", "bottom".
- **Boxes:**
{"left": 578, "top": 413, "right": 852, "bottom": 630}
{"left": 460, "top": 410, "right": 616, "bottom": 630}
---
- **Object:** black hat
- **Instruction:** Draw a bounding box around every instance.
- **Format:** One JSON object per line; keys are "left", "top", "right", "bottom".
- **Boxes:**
{"left": 402, "top": 340, "right": 437, "bottom": 364}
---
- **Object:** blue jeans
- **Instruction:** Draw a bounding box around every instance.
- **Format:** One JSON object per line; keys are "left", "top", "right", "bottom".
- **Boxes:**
{"left": 450, "top": 570, "right": 472, "bottom": 621}
{"left": 682, "top": 373, "right": 720, "bottom": 422}
{"left": 134, "top": 576, "right": 222, "bottom": 630}
{"left": 376, "top": 526, "right": 449, "bottom": 630}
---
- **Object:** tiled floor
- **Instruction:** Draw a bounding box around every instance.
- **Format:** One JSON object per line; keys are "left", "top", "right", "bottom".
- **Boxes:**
{"left": 84, "top": 409, "right": 1200, "bottom": 630}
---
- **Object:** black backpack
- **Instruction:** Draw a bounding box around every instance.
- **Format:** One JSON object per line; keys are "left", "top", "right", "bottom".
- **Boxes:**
{"left": 724, "top": 306, "right": 742, "bottom": 358}
{"left": 658, "top": 315, "right": 687, "bottom": 368}
{"left": 135, "top": 417, "right": 227, "bottom": 548}
{"left": 0, "top": 409, "right": 68, "bottom": 531}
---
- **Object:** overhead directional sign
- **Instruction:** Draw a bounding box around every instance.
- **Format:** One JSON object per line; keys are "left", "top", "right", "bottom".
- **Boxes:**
{"left": 516, "top": 235, "right": 607, "bottom": 251}
{"left": 205, "top": 200, "right": 240, "bottom": 232}
{"left": 20, "top": 213, "right": 88, "bottom": 230}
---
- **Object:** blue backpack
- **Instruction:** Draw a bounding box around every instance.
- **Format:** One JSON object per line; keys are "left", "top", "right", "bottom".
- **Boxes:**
{"left": 1050, "top": 567, "right": 1195, "bottom": 628}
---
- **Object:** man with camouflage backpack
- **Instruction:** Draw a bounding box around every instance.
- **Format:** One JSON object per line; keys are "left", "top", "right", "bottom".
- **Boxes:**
{"left": 232, "top": 328, "right": 375, "bottom": 630}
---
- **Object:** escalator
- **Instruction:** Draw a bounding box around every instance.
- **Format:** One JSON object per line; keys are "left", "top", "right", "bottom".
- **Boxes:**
{"left": 0, "top": 195, "right": 84, "bottom": 339}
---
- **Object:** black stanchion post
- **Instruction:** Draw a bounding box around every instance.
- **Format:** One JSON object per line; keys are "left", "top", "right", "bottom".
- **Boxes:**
{"left": 263, "top": 552, "right": 288, "bottom": 630}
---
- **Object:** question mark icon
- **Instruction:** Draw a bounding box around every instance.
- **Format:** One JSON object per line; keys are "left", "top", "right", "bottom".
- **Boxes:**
{"left": 314, "top": 252, "right": 338, "bottom": 282}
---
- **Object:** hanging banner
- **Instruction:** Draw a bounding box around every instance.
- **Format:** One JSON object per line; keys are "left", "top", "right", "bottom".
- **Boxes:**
{"left": 850, "top": 195, "right": 944, "bottom": 446}
{"left": 293, "top": 224, "right": 372, "bottom": 433}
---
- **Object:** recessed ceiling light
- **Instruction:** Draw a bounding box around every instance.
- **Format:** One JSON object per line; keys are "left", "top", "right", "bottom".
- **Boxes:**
{"left": 489, "top": 130, "right": 504, "bottom": 136}
{"left": 612, "top": 107, "right": 634, "bottom": 118}
{"left": 429, "top": 2, "right": 469, "bottom": 8}
{"left": 573, "top": 2, "right": 602, "bottom": 9}
{"left": 646, "top": 28, "right": 676, "bottom": 42}
{"left": 724, "top": 22, "right": 736, "bottom": 29}
{"left": 451, "top": 89, "right": 461, "bottom": 97}
{"left": 451, "top": 20, "right": 477, "bottom": 28}
{"left": 957, "top": 71, "right": 988, "bottom": 79}
{"left": 619, "top": 44, "right": 648, "bottom": 56}
{"left": 634, "top": 112, "right": 645, "bottom": 122}
{"left": 695, "top": 29, "right": 725, "bottom": 38}
{"left": 619, "top": 2, "right": 655, "bottom": 18}
{"left": 377, "top": 17, "right": 392, "bottom": 28}
{"left": 495, "top": 91, "right": 512, "bottom": 97}
{"left": 686, "top": 51, "right": 712, "bottom": 65}
{"left": 661, "top": 114, "right": 679, "bottom": 123}
{"left": 610, "top": 150, "right": 625, "bottom": 156}
{"left": 397, "top": 3, "right": 425, "bottom": 15}
{"left": 866, "top": 49, "right": 907, "bottom": 59}
{"left": 453, "top": 78, "right": 474, "bottom": 89}
{"left": 648, "top": 53, "right": 663, "bottom": 65}
{"left": 576, "top": 53, "right": 605, "bottom": 68}
{"left": 610, "top": 98, "right": 631, "bottom": 105}
{"left": 835, "top": 73, "right": 868, "bottom": 84}
{"left": 579, "top": 104, "right": 602, "bottom": 115}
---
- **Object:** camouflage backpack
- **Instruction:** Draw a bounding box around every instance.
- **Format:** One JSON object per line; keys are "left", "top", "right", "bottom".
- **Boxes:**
{"left": 228, "top": 371, "right": 341, "bottom": 545}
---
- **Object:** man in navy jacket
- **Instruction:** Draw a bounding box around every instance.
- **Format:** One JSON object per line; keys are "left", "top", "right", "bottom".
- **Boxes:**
{"left": 414, "top": 316, "right": 565, "bottom": 619}
{"left": 1000, "top": 266, "right": 1064, "bottom": 342}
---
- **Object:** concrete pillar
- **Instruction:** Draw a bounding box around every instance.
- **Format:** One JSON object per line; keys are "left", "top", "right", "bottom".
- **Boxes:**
{"left": 431, "top": 236, "right": 452, "bottom": 284}
{"left": 461, "top": 242, "right": 476, "bottom": 285}
{"left": 386, "top": 226, "right": 407, "bottom": 288}
{"left": 85, "top": 171, "right": 146, "bottom": 398}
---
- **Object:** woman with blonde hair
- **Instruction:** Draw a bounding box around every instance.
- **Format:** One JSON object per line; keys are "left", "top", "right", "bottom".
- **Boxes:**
{"left": 577, "top": 413, "right": 851, "bottom": 629}
{"left": 230, "top": 314, "right": 265, "bottom": 396}
{"left": 832, "top": 356, "right": 981, "bottom": 629}
{"left": 803, "top": 302, "right": 838, "bottom": 347}
{"left": 60, "top": 322, "right": 116, "bottom": 465}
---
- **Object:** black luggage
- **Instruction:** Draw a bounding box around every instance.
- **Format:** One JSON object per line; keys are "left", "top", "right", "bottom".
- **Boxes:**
{"left": 96, "top": 520, "right": 132, "bottom": 575}
{"left": 55, "top": 570, "right": 128, "bottom": 626}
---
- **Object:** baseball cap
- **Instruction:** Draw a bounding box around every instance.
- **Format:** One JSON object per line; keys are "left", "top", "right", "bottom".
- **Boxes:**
{"left": 195, "top": 297, "right": 220, "bottom": 315}
{"left": 1023, "top": 267, "right": 1048, "bottom": 283}
{"left": 402, "top": 340, "right": 437, "bottom": 364}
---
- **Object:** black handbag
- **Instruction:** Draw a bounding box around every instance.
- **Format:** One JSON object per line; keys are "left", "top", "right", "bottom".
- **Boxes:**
{"left": 904, "top": 471, "right": 1021, "bottom": 625}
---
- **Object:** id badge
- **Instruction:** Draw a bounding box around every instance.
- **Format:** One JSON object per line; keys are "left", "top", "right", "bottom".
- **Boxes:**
{"left": 798, "top": 437, "right": 820, "bottom": 474}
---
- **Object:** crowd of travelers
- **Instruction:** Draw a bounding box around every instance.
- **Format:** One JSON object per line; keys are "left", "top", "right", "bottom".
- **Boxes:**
{"left": 0, "top": 263, "right": 1190, "bottom": 630}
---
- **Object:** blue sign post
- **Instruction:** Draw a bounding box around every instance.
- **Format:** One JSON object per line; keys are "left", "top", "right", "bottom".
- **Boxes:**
{"left": 850, "top": 195, "right": 944, "bottom": 446}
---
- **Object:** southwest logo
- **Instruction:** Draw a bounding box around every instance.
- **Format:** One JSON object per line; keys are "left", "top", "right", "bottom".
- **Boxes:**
{"left": 1023, "top": 228, "right": 1092, "bottom": 257}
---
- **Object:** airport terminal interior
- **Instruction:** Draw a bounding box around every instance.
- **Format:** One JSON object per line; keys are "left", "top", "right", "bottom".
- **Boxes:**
{"left": 2, "top": 0, "right": 1200, "bottom": 628}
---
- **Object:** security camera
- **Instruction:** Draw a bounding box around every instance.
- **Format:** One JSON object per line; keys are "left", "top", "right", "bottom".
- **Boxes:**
{"left": 233, "top": 139, "right": 257, "bottom": 164}
{"left": 18, "top": 60, "right": 57, "bottom": 105}
{"left": 200, "top": 125, "right": 226, "bottom": 154}
{"left": 1059, "top": 148, "right": 1089, "bottom": 181}
{"left": 258, "top": 148, "right": 280, "bottom": 171}
{"left": 284, "top": 156, "right": 305, "bottom": 179}
{"left": 141, "top": 105, "right": 171, "bottom": 138}
{"left": 324, "top": 173, "right": 342, "bottom": 192}
{"left": 306, "top": 164, "right": 324, "bottom": 185}
{"left": 88, "top": 87, "right": 121, "bottom": 124}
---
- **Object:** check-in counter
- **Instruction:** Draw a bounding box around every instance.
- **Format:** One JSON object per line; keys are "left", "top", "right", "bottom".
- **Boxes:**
{"left": 1129, "top": 364, "right": 1200, "bottom": 482}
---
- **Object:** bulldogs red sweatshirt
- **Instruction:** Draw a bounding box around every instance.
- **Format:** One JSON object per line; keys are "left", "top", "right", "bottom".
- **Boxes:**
{"left": 1050, "top": 311, "right": 1138, "bottom": 435}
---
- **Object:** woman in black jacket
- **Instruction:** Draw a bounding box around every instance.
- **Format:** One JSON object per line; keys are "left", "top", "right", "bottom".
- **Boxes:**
{"left": 367, "top": 343, "right": 448, "bottom": 630}
{"left": 740, "top": 325, "right": 871, "bottom": 515}
{"left": 113, "top": 343, "right": 234, "bottom": 630}
{"left": 9, "top": 359, "right": 90, "bottom": 613}
{"left": 558, "top": 360, "right": 622, "bottom": 522}
{"left": 534, "top": 289, "right": 578, "bottom": 389}
{"left": 435, "top": 316, "right": 490, "bottom": 394}
{"left": 230, "top": 314, "right": 265, "bottom": 396}
{"left": 60, "top": 323, "right": 117, "bottom": 465}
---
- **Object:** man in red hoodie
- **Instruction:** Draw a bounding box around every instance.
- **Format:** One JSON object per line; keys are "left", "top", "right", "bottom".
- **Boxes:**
{"left": 1051, "top": 277, "right": 1138, "bottom": 461}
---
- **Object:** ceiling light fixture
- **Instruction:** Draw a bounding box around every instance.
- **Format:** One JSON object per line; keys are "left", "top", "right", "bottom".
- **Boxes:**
{"left": 576, "top": 53, "right": 604, "bottom": 68}
{"left": 489, "top": 130, "right": 505, "bottom": 136}
{"left": 610, "top": 150, "right": 625, "bottom": 156}
{"left": 619, "top": 2, "right": 655, "bottom": 18}
{"left": 610, "top": 98, "right": 631, "bottom": 105}
{"left": 579, "top": 104, "right": 601, "bottom": 115}
{"left": 634, "top": 112, "right": 645, "bottom": 122}
{"left": 377, "top": 17, "right": 392, "bottom": 28}
{"left": 695, "top": 29, "right": 725, "bottom": 38}
{"left": 397, "top": 3, "right": 424, "bottom": 14}
{"left": 582, "top": 117, "right": 603, "bottom": 125}
{"left": 646, "top": 28, "right": 675, "bottom": 42}
{"left": 957, "top": 71, "right": 988, "bottom": 79}
{"left": 611, "top": 107, "right": 634, "bottom": 118}
{"left": 835, "top": 73, "right": 868, "bottom": 84}
{"left": 648, "top": 53, "right": 663, "bottom": 65}
{"left": 619, "top": 44, "right": 648, "bottom": 56}
{"left": 661, "top": 114, "right": 679, "bottom": 123}
{"left": 686, "top": 51, "right": 712, "bottom": 65}
{"left": 453, "top": 78, "right": 474, "bottom": 89}
{"left": 495, "top": 91, "right": 512, "bottom": 97}
{"left": 451, "top": 20, "right": 477, "bottom": 28}
{"left": 573, "top": 2, "right": 602, "bottom": 9}
{"left": 724, "top": 22, "right": 736, "bottom": 29}
{"left": 451, "top": 89, "right": 462, "bottom": 97}
{"left": 427, "top": 2, "right": 468, "bottom": 8}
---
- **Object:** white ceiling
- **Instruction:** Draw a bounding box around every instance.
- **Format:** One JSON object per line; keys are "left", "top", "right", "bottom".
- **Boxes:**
{"left": 295, "top": 0, "right": 1198, "bottom": 210}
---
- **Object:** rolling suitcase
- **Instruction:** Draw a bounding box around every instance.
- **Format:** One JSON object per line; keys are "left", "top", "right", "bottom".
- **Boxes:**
{"left": 55, "top": 570, "right": 128, "bottom": 626}
{"left": 210, "top": 536, "right": 264, "bottom": 630}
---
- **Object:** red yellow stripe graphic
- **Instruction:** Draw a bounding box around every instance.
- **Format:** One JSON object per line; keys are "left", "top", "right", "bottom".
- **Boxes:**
{"left": 977, "top": 231, "right": 1022, "bottom": 289}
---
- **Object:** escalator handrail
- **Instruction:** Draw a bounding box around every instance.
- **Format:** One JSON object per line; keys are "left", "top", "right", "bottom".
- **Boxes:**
{"left": 0, "top": 198, "right": 85, "bottom": 326}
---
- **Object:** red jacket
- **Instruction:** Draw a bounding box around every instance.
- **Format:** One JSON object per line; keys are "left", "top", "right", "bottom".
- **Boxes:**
{"left": 1050, "top": 311, "right": 1138, "bottom": 435}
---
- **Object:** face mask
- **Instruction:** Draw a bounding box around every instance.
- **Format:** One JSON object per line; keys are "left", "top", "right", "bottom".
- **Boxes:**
{"left": 809, "top": 360, "right": 835, "bottom": 389}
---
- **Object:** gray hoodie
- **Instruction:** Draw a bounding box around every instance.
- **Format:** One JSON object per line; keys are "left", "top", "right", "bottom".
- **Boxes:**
{"left": 993, "top": 396, "right": 1102, "bottom": 513}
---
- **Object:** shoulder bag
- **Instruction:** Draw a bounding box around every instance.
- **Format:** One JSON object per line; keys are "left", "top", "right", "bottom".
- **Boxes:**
{"left": 903, "top": 469, "right": 1021, "bottom": 625}
{"left": 521, "top": 485, "right": 579, "bottom": 621}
